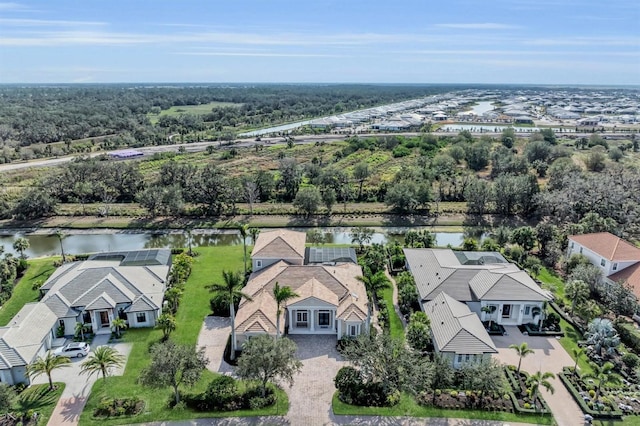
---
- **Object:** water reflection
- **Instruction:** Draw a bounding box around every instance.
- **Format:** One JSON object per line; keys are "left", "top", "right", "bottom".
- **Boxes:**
{"left": 0, "top": 227, "right": 477, "bottom": 258}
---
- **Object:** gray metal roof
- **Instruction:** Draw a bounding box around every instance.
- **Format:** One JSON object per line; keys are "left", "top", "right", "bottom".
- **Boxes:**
{"left": 0, "top": 339, "right": 25, "bottom": 368}
{"left": 469, "top": 270, "right": 551, "bottom": 301}
{"left": 85, "top": 293, "right": 117, "bottom": 310}
{"left": 43, "top": 293, "right": 78, "bottom": 318}
{"left": 404, "top": 248, "right": 543, "bottom": 303}
{"left": 125, "top": 295, "right": 156, "bottom": 313}
{"left": 305, "top": 247, "right": 357, "bottom": 265}
{"left": 424, "top": 292, "right": 497, "bottom": 355}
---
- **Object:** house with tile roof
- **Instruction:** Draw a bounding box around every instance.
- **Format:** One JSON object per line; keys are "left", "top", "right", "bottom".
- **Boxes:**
{"left": 235, "top": 230, "right": 367, "bottom": 349}
{"left": 567, "top": 232, "right": 640, "bottom": 299}
{"left": 0, "top": 249, "right": 171, "bottom": 385}
{"left": 404, "top": 248, "right": 550, "bottom": 368}
{"left": 404, "top": 248, "right": 551, "bottom": 327}
{"left": 424, "top": 292, "right": 497, "bottom": 368}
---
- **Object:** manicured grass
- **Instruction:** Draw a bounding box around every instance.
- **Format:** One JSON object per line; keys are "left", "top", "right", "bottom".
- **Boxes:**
{"left": 537, "top": 267, "right": 565, "bottom": 300}
{"left": 17, "top": 383, "right": 65, "bottom": 425}
{"left": 80, "top": 246, "right": 289, "bottom": 425}
{"left": 0, "top": 257, "right": 59, "bottom": 326}
{"left": 558, "top": 317, "right": 593, "bottom": 376}
{"left": 380, "top": 285, "right": 404, "bottom": 340}
{"left": 332, "top": 392, "right": 554, "bottom": 425}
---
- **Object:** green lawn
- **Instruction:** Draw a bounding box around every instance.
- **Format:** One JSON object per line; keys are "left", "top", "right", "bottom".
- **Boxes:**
{"left": 17, "top": 383, "right": 65, "bottom": 425}
{"left": 332, "top": 392, "right": 554, "bottom": 425}
{"left": 80, "top": 246, "right": 288, "bottom": 425}
{"left": 0, "top": 257, "right": 59, "bottom": 326}
{"left": 537, "top": 267, "right": 565, "bottom": 300}
{"left": 380, "top": 285, "right": 404, "bottom": 340}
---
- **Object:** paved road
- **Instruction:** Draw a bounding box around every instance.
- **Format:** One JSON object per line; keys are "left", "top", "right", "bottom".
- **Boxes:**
{"left": 34, "top": 334, "right": 133, "bottom": 426}
{"left": 0, "top": 131, "right": 627, "bottom": 173}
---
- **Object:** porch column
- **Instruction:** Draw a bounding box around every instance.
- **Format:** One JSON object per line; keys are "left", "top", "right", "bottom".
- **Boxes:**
{"left": 497, "top": 304, "right": 503, "bottom": 325}
{"left": 337, "top": 319, "right": 341, "bottom": 338}
{"left": 517, "top": 305, "right": 524, "bottom": 324}
{"left": 289, "top": 309, "right": 294, "bottom": 332}
{"left": 310, "top": 309, "right": 315, "bottom": 332}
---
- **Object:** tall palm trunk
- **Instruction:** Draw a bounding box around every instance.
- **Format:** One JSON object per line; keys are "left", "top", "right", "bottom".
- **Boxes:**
{"left": 276, "top": 312, "right": 281, "bottom": 339}
{"left": 230, "top": 301, "right": 237, "bottom": 360}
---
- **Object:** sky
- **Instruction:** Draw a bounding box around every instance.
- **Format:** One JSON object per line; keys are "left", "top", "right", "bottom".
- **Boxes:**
{"left": 0, "top": 0, "right": 638, "bottom": 85}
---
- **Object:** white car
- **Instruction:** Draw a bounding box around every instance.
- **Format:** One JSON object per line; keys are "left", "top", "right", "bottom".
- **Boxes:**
{"left": 53, "top": 342, "right": 90, "bottom": 358}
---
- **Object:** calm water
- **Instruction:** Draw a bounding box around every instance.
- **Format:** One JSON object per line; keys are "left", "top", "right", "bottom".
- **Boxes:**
{"left": 469, "top": 101, "right": 495, "bottom": 114}
{"left": 0, "top": 227, "right": 474, "bottom": 258}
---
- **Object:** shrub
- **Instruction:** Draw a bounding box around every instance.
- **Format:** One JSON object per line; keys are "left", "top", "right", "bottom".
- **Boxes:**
{"left": 623, "top": 353, "right": 640, "bottom": 369}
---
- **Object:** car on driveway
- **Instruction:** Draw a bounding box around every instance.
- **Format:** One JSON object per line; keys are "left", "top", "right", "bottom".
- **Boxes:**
{"left": 53, "top": 342, "right": 90, "bottom": 358}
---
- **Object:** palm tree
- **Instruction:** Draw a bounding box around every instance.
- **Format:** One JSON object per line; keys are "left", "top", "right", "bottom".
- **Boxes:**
{"left": 572, "top": 347, "right": 585, "bottom": 376}
{"left": 583, "top": 361, "right": 622, "bottom": 405}
{"left": 565, "top": 280, "right": 589, "bottom": 313}
{"left": 12, "top": 237, "right": 29, "bottom": 259}
{"left": 356, "top": 269, "right": 390, "bottom": 330}
{"left": 208, "top": 270, "right": 252, "bottom": 360}
{"left": 249, "top": 228, "right": 260, "bottom": 245}
{"left": 509, "top": 342, "right": 535, "bottom": 373}
{"left": 526, "top": 370, "right": 555, "bottom": 411}
{"left": 481, "top": 305, "right": 496, "bottom": 330}
{"left": 75, "top": 322, "right": 87, "bottom": 341}
{"left": 80, "top": 346, "right": 125, "bottom": 381}
{"left": 54, "top": 230, "right": 66, "bottom": 263}
{"left": 237, "top": 223, "right": 250, "bottom": 276}
{"left": 164, "top": 287, "right": 183, "bottom": 314}
{"left": 27, "top": 352, "right": 71, "bottom": 390}
{"left": 157, "top": 313, "right": 176, "bottom": 340}
{"left": 273, "top": 282, "right": 298, "bottom": 338}
{"left": 111, "top": 318, "right": 127, "bottom": 339}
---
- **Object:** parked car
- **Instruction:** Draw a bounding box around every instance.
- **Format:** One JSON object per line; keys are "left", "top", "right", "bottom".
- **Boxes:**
{"left": 53, "top": 342, "right": 90, "bottom": 358}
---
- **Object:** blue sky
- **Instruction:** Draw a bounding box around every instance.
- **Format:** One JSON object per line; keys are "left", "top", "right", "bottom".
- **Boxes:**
{"left": 0, "top": 0, "right": 638, "bottom": 84}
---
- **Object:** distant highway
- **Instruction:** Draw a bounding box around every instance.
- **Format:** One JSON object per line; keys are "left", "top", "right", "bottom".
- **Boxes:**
{"left": 0, "top": 131, "right": 629, "bottom": 172}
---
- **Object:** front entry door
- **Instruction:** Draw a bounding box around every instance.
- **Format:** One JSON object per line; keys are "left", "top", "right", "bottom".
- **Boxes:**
{"left": 502, "top": 304, "right": 511, "bottom": 318}
{"left": 99, "top": 311, "right": 110, "bottom": 327}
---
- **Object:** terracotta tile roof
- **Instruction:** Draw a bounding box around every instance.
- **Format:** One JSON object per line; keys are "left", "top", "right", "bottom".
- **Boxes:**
{"left": 235, "top": 262, "right": 367, "bottom": 331}
{"left": 250, "top": 229, "right": 306, "bottom": 259}
{"left": 609, "top": 264, "right": 640, "bottom": 300}
{"left": 569, "top": 232, "right": 640, "bottom": 261}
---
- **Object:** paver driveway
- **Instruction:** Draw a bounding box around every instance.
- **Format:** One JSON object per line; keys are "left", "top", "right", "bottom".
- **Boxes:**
{"left": 492, "top": 326, "right": 583, "bottom": 426}
{"left": 32, "top": 334, "right": 132, "bottom": 426}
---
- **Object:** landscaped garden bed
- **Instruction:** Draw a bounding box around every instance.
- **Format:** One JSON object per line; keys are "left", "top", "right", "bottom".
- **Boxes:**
{"left": 503, "top": 367, "right": 552, "bottom": 414}
{"left": 518, "top": 323, "right": 564, "bottom": 337}
{"left": 93, "top": 397, "right": 145, "bottom": 418}
{"left": 559, "top": 367, "right": 623, "bottom": 419}
{"left": 482, "top": 321, "right": 506, "bottom": 336}
{"left": 416, "top": 389, "right": 513, "bottom": 411}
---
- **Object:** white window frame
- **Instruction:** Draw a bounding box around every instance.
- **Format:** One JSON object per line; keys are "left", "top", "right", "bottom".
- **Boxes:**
{"left": 256, "top": 260, "right": 262, "bottom": 268}
{"left": 613, "top": 263, "right": 618, "bottom": 271}
{"left": 349, "top": 324, "right": 359, "bottom": 336}
{"left": 524, "top": 306, "right": 531, "bottom": 316}
{"left": 136, "top": 312, "right": 147, "bottom": 323}
{"left": 296, "top": 311, "right": 308, "bottom": 327}
{"left": 601, "top": 258, "right": 606, "bottom": 267}
{"left": 318, "top": 310, "right": 331, "bottom": 328}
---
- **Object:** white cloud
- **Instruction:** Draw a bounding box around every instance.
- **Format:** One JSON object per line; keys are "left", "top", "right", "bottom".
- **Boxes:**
{"left": 0, "top": 18, "right": 106, "bottom": 27}
{"left": 435, "top": 23, "right": 522, "bottom": 30}
{"left": 174, "top": 51, "right": 344, "bottom": 58}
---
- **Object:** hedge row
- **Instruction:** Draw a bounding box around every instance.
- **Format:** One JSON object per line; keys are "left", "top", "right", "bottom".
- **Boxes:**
{"left": 559, "top": 368, "right": 623, "bottom": 419}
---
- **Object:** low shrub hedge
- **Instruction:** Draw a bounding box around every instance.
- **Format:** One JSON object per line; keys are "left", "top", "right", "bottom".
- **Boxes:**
{"left": 559, "top": 368, "right": 623, "bottom": 419}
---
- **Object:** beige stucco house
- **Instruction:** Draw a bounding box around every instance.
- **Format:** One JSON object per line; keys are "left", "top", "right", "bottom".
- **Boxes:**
{"left": 235, "top": 230, "right": 367, "bottom": 348}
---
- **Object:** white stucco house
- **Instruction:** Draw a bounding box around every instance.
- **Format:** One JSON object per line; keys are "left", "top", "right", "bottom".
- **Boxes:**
{"left": 567, "top": 232, "right": 640, "bottom": 299}
{"left": 0, "top": 249, "right": 171, "bottom": 385}
{"left": 235, "top": 230, "right": 367, "bottom": 348}
{"left": 404, "top": 248, "right": 552, "bottom": 368}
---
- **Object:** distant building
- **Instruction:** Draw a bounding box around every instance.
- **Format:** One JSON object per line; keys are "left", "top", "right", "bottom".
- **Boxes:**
{"left": 109, "top": 149, "right": 144, "bottom": 159}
